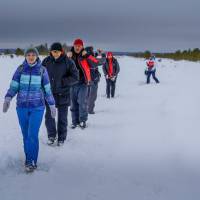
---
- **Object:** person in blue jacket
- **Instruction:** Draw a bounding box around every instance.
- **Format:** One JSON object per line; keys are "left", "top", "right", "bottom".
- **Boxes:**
{"left": 3, "top": 47, "right": 56, "bottom": 173}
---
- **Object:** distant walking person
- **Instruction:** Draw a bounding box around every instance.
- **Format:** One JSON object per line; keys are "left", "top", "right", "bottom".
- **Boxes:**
{"left": 145, "top": 56, "right": 160, "bottom": 84}
{"left": 103, "top": 52, "right": 120, "bottom": 98}
{"left": 42, "top": 43, "right": 79, "bottom": 146}
{"left": 3, "top": 48, "right": 55, "bottom": 172}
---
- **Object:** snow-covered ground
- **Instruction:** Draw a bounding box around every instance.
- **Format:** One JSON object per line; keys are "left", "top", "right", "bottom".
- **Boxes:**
{"left": 0, "top": 56, "right": 200, "bottom": 200}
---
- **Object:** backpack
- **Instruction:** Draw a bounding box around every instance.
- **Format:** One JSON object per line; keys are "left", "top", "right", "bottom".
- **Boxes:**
{"left": 147, "top": 60, "right": 155, "bottom": 69}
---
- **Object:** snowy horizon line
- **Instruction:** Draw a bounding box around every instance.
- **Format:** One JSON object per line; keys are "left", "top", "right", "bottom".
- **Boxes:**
{"left": 0, "top": 47, "right": 199, "bottom": 54}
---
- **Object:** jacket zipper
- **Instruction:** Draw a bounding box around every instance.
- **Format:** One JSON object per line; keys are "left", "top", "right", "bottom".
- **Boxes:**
{"left": 26, "top": 68, "right": 33, "bottom": 107}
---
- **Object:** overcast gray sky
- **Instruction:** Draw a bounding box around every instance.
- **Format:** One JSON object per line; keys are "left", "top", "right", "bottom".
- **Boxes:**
{"left": 0, "top": 0, "right": 200, "bottom": 52}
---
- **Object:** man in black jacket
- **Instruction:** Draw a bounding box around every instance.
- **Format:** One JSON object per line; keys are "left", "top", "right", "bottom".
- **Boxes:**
{"left": 42, "top": 42, "right": 79, "bottom": 146}
{"left": 103, "top": 52, "right": 120, "bottom": 98}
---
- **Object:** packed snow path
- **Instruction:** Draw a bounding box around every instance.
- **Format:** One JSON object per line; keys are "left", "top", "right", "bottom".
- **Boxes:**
{"left": 0, "top": 56, "right": 200, "bottom": 200}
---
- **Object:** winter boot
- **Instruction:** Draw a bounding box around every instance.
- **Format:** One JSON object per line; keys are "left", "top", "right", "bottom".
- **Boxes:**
{"left": 71, "top": 124, "right": 79, "bottom": 129}
{"left": 57, "top": 140, "right": 65, "bottom": 147}
{"left": 47, "top": 137, "right": 56, "bottom": 146}
{"left": 88, "top": 111, "right": 95, "bottom": 114}
{"left": 25, "top": 163, "right": 35, "bottom": 173}
{"left": 80, "top": 121, "right": 87, "bottom": 129}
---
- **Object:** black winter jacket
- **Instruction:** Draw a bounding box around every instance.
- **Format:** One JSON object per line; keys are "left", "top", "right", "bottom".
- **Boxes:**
{"left": 42, "top": 54, "right": 79, "bottom": 106}
{"left": 103, "top": 58, "right": 120, "bottom": 77}
{"left": 70, "top": 47, "right": 105, "bottom": 84}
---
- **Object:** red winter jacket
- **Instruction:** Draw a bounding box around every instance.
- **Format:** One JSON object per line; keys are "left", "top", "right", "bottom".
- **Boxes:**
{"left": 71, "top": 48, "right": 105, "bottom": 84}
{"left": 146, "top": 60, "right": 155, "bottom": 70}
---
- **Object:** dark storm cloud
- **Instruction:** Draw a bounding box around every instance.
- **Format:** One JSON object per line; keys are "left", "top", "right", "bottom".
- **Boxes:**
{"left": 0, "top": 0, "right": 200, "bottom": 51}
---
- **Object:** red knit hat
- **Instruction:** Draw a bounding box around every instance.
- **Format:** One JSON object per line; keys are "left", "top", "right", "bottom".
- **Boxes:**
{"left": 107, "top": 52, "right": 113, "bottom": 57}
{"left": 73, "top": 38, "right": 84, "bottom": 47}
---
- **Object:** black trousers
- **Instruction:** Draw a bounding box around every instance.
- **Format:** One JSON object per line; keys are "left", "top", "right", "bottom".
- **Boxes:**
{"left": 45, "top": 104, "right": 68, "bottom": 142}
{"left": 106, "top": 78, "right": 117, "bottom": 98}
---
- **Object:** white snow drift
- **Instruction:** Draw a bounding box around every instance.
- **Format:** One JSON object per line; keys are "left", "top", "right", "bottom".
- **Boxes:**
{"left": 0, "top": 56, "right": 200, "bottom": 200}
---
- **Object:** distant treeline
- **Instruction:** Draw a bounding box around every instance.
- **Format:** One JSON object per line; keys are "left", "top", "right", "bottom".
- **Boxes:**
{"left": 0, "top": 43, "right": 71, "bottom": 56}
{"left": 131, "top": 49, "right": 200, "bottom": 61}
{"left": 0, "top": 45, "right": 130, "bottom": 57}
{"left": 2, "top": 45, "right": 200, "bottom": 62}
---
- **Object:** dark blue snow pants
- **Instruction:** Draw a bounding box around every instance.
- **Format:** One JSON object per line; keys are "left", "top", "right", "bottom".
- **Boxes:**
{"left": 146, "top": 70, "right": 159, "bottom": 84}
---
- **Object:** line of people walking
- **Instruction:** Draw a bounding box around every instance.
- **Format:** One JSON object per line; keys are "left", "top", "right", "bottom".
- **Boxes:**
{"left": 2, "top": 38, "right": 120, "bottom": 173}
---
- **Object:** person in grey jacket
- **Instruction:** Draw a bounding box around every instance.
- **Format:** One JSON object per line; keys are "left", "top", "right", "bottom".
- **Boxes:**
{"left": 103, "top": 52, "right": 120, "bottom": 98}
{"left": 86, "top": 47, "right": 102, "bottom": 114}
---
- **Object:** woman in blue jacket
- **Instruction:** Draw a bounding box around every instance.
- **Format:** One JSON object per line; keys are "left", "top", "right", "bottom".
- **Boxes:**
{"left": 3, "top": 48, "right": 56, "bottom": 172}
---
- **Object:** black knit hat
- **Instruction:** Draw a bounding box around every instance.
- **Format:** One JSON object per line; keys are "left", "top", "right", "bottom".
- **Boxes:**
{"left": 50, "top": 42, "right": 63, "bottom": 51}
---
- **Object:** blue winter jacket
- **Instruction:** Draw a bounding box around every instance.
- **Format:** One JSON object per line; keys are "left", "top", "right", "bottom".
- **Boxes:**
{"left": 5, "top": 58, "right": 55, "bottom": 108}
